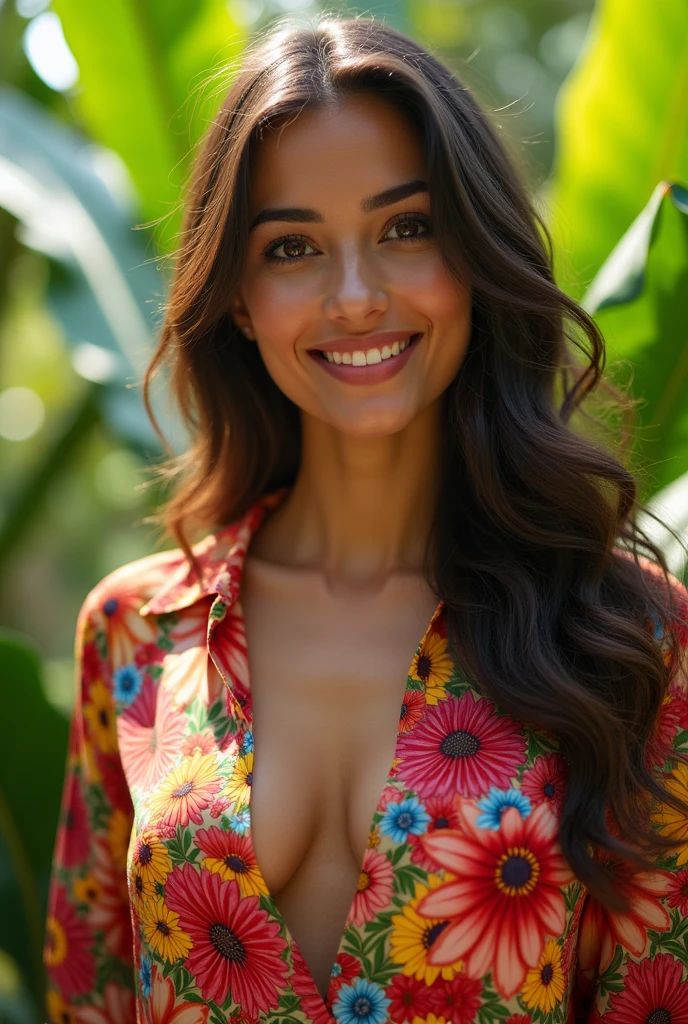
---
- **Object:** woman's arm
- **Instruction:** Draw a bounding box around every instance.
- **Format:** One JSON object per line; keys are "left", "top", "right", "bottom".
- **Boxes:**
{"left": 44, "top": 586, "right": 136, "bottom": 1019}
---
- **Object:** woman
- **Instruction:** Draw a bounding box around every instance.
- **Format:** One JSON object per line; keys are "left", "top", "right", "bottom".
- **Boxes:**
{"left": 44, "top": 15, "right": 688, "bottom": 1023}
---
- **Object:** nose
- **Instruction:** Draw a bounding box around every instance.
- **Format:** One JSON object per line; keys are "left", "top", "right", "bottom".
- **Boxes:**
{"left": 322, "top": 244, "right": 389, "bottom": 326}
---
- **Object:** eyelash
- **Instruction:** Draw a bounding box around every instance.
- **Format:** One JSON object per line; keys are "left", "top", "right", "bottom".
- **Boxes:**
{"left": 262, "top": 212, "right": 432, "bottom": 263}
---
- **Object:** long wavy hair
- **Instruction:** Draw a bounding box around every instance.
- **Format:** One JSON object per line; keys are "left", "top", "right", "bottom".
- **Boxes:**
{"left": 141, "top": 14, "right": 688, "bottom": 912}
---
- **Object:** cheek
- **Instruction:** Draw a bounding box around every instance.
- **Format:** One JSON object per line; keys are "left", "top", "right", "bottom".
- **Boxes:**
{"left": 244, "top": 272, "right": 317, "bottom": 342}
{"left": 398, "top": 254, "right": 471, "bottom": 328}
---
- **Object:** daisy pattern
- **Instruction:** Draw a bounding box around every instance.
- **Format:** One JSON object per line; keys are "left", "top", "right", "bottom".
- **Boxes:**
{"left": 604, "top": 953, "right": 688, "bottom": 1023}
{"left": 577, "top": 855, "right": 672, "bottom": 972}
{"left": 380, "top": 796, "right": 431, "bottom": 843}
{"left": 390, "top": 875, "right": 463, "bottom": 984}
{"left": 163, "top": 864, "right": 289, "bottom": 1013}
{"left": 45, "top": 486, "right": 688, "bottom": 1019}
{"left": 651, "top": 761, "right": 688, "bottom": 865}
{"left": 139, "top": 896, "right": 193, "bottom": 963}
{"left": 520, "top": 938, "right": 565, "bottom": 1014}
{"left": 333, "top": 978, "right": 391, "bottom": 1024}
{"left": 475, "top": 787, "right": 531, "bottom": 830}
{"left": 347, "top": 847, "right": 395, "bottom": 926}
{"left": 416, "top": 800, "right": 574, "bottom": 998}
{"left": 519, "top": 754, "right": 568, "bottom": 815}
{"left": 396, "top": 690, "right": 527, "bottom": 799}
{"left": 147, "top": 751, "right": 223, "bottom": 829}
{"left": 44, "top": 885, "right": 95, "bottom": 998}
{"left": 399, "top": 689, "right": 426, "bottom": 734}
{"left": 118, "top": 675, "right": 187, "bottom": 792}
{"left": 194, "top": 825, "right": 268, "bottom": 897}
{"left": 112, "top": 662, "right": 143, "bottom": 704}
{"left": 410, "top": 628, "right": 453, "bottom": 705}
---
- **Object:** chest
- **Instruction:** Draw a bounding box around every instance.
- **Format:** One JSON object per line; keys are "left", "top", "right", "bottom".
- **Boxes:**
{"left": 238, "top": 567, "right": 440, "bottom": 993}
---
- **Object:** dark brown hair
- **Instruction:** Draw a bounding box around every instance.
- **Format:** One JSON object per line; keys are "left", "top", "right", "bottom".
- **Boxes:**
{"left": 141, "top": 14, "right": 688, "bottom": 913}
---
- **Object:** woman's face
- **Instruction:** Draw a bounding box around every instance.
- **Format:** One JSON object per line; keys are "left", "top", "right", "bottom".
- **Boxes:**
{"left": 231, "top": 92, "right": 473, "bottom": 437}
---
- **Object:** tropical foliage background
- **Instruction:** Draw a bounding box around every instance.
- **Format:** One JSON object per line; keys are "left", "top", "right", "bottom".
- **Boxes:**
{"left": 0, "top": 0, "right": 686, "bottom": 1018}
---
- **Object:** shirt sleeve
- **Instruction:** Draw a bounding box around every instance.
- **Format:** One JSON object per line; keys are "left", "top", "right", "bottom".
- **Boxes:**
{"left": 44, "top": 585, "right": 136, "bottom": 1019}
{"left": 570, "top": 573, "right": 688, "bottom": 1021}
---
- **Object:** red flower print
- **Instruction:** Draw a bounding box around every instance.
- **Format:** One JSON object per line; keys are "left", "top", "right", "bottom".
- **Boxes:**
{"left": 44, "top": 885, "right": 95, "bottom": 998}
{"left": 410, "top": 794, "right": 463, "bottom": 872}
{"left": 330, "top": 951, "right": 361, "bottom": 994}
{"left": 194, "top": 825, "right": 267, "bottom": 897}
{"left": 377, "top": 784, "right": 404, "bottom": 812}
{"left": 396, "top": 691, "right": 526, "bottom": 799}
{"left": 96, "top": 574, "right": 158, "bottom": 667}
{"left": 346, "top": 847, "right": 395, "bottom": 927}
{"left": 74, "top": 982, "right": 135, "bottom": 1023}
{"left": 604, "top": 953, "right": 688, "bottom": 1023}
{"left": 666, "top": 867, "right": 688, "bottom": 914}
{"left": 505, "top": 1016, "right": 532, "bottom": 1024}
{"left": 520, "top": 755, "right": 568, "bottom": 815}
{"left": 577, "top": 855, "right": 671, "bottom": 972}
{"left": 119, "top": 676, "right": 186, "bottom": 791}
{"left": 426, "top": 972, "right": 483, "bottom": 1022}
{"left": 57, "top": 773, "right": 91, "bottom": 869}
{"left": 135, "top": 642, "right": 165, "bottom": 669}
{"left": 182, "top": 731, "right": 216, "bottom": 757}
{"left": 209, "top": 599, "right": 252, "bottom": 713}
{"left": 89, "top": 837, "right": 133, "bottom": 962}
{"left": 415, "top": 800, "right": 574, "bottom": 999}
{"left": 399, "top": 689, "right": 425, "bottom": 734}
{"left": 144, "top": 964, "right": 210, "bottom": 1023}
{"left": 385, "top": 974, "right": 432, "bottom": 1022}
{"left": 646, "top": 689, "right": 683, "bottom": 768}
{"left": 290, "top": 945, "right": 335, "bottom": 1024}
{"left": 163, "top": 864, "right": 289, "bottom": 1013}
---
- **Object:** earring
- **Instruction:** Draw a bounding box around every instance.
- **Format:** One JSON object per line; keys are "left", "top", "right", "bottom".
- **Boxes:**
{"left": 241, "top": 325, "right": 255, "bottom": 340}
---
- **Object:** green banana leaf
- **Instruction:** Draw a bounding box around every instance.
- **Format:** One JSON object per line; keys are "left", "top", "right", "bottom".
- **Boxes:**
{"left": 638, "top": 468, "right": 688, "bottom": 584}
{"left": 52, "top": 0, "right": 245, "bottom": 252}
{"left": 0, "top": 631, "right": 70, "bottom": 1016}
{"left": 580, "top": 182, "right": 688, "bottom": 497}
{"left": 546, "top": 0, "right": 688, "bottom": 301}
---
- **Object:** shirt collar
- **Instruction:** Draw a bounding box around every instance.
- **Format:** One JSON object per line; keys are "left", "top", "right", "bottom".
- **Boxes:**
{"left": 138, "top": 486, "right": 290, "bottom": 617}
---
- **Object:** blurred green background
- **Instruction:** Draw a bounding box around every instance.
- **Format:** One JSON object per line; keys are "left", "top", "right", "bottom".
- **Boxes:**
{"left": 0, "top": 0, "right": 686, "bottom": 1018}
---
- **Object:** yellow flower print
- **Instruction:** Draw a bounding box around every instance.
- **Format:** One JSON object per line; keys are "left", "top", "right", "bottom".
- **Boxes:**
{"left": 412, "top": 1017, "right": 446, "bottom": 1024}
{"left": 83, "top": 680, "right": 118, "bottom": 755}
{"left": 107, "top": 808, "right": 132, "bottom": 872}
{"left": 146, "top": 751, "right": 222, "bottom": 829}
{"left": 73, "top": 874, "right": 101, "bottom": 906}
{"left": 390, "top": 874, "right": 463, "bottom": 984}
{"left": 368, "top": 825, "right": 381, "bottom": 849}
{"left": 521, "top": 938, "right": 565, "bottom": 1013}
{"left": 46, "top": 990, "right": 76, "bottom": 1024}
{"left": 225, "top": 752, "right": 253, "bottom": 807}
{"left": 130, "top": 828, "right": 172, "bottom": 904}
{"left": 411, "top": 632, "right": 453, "bottom": 705}
{"left": 651, "top": 762, "right": 688, "bottom": 866}
{"left": 45, "top": 916, "right": 67, "bottom": 968}
{"left": 139, "top": 896, "right": 192, "bottom": 963}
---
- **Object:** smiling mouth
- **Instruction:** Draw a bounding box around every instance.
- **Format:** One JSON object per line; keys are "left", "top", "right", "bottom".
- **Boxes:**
{"left": 315, "top": 332, "right": 422, "bottom": 365}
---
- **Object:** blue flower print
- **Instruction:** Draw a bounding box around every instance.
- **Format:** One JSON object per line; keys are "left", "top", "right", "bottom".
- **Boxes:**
{"left": 242, "top": 730, "right": 254, "bottom": 754}
{"left": 476, "top": 786, "right": 531, "bottom": 830}
{"left": 112, "top": 663, "right": 143, "bottom": 705}
{"left": 379, "top": 796, "right": 430, "bottom": 844}
{"left": 333, "top": 978, "right": 391, "bottom": 1024}
{"left": 139, "top": 952, "right": 151, "bottom": 997}
{"left": 228, "top": 809, "right": 251, "bottom": 834}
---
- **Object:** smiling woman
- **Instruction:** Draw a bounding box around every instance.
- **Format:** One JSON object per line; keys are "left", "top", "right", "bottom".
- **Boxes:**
{"left": 44, "top": 13, "right": 688, "bottom": 1024}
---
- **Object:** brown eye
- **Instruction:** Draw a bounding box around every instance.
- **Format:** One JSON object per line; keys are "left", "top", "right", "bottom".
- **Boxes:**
{"left": 396, "top": 220, "right": 420, "bottom": 237}
{"left": 283, "top": 239, "right": 308, "bottom": 257}
{"left": 385, "top": 215, "right": 430, "bottom": 241}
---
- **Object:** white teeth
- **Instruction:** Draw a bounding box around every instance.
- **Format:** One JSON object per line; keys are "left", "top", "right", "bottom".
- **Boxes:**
{"left": 320, "top": 335, "right": 419, "bottom": 365}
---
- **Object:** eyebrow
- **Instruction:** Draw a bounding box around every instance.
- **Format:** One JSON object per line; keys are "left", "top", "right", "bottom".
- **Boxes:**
{"left": 248, "top": 178, "right": 429, "bottom": 231}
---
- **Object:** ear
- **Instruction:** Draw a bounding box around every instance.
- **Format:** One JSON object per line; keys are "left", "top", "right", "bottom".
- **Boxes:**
{"left": 229, "top": 291, "right": 256, "bottom": 340}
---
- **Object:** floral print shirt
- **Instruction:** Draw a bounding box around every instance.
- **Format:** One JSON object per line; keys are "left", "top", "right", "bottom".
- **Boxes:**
{"left": 45, "top": 486, "right": 688, "bottom": 1024}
